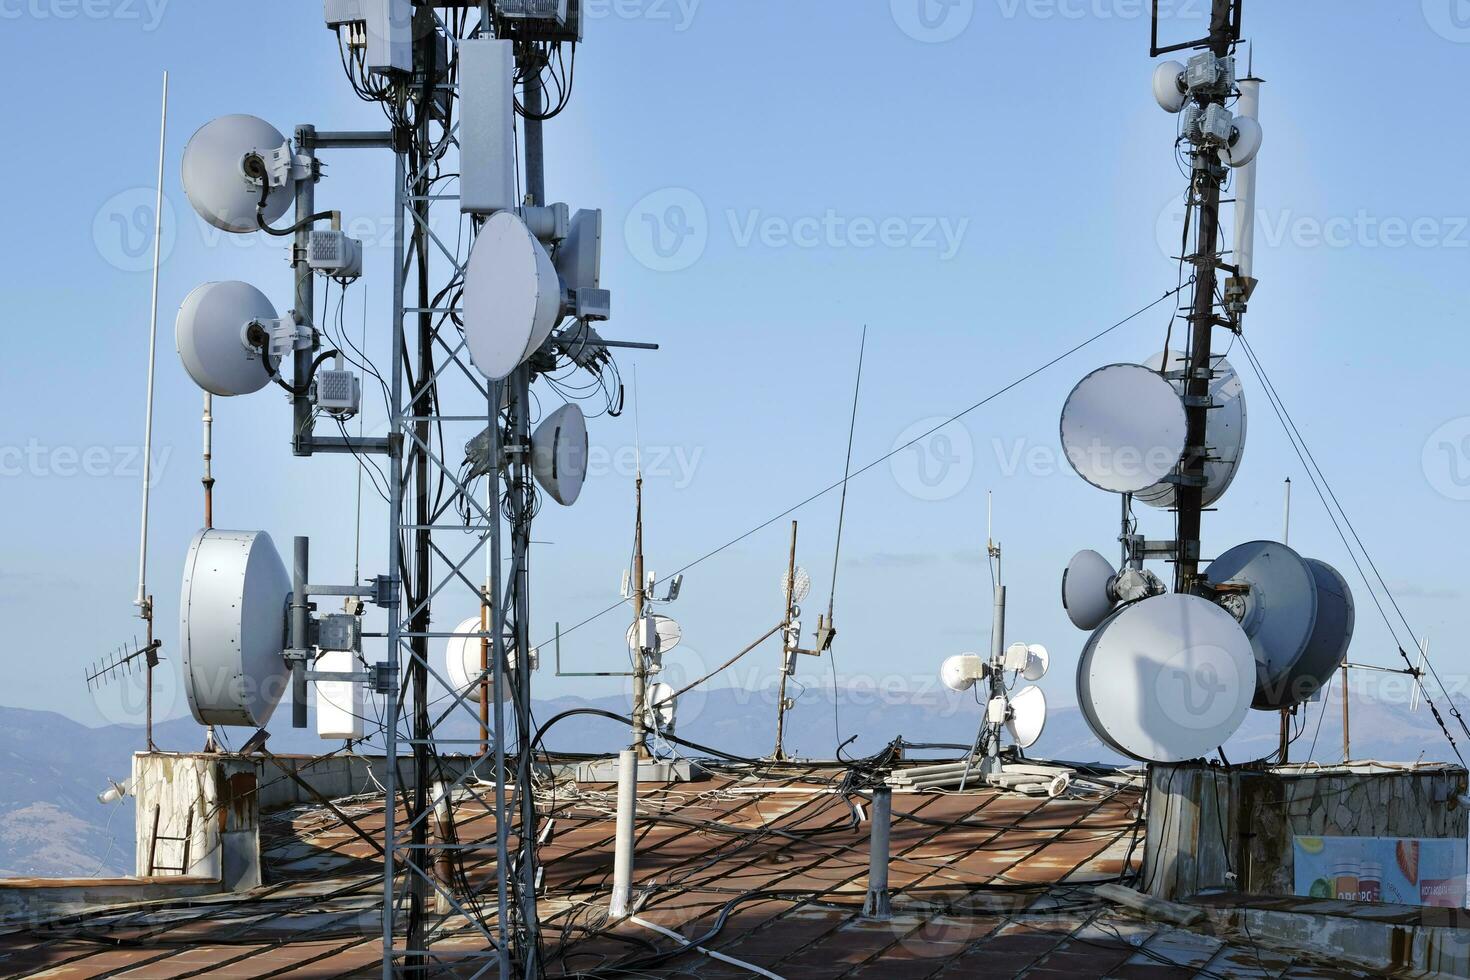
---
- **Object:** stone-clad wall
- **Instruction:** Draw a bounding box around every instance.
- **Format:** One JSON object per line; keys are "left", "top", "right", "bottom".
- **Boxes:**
{"left": 1144, "top": 763, "right": 1470, "bottom": 901}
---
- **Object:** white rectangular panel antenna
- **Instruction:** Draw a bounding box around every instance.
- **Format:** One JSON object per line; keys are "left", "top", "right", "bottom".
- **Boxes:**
{"left": 324, "top": 0, "right": 412, "bottom": 76}
{"left": 460, "top": 39, "right": 518, "bottom": 216}
{"left": 556, "top": 209, "right": 603, "bottom": 291}
{"left": 316, "top": 649, "right": 366, "bottom": 740}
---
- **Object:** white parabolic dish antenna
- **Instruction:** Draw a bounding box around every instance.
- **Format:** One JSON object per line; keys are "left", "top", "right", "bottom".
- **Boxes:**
{"left": 1022, "top": 644, "right": 1050, "bottom": 682}
{"left": 445, "top": 616, "right": 517, "bottom": 704}
{"left": 1077, "top": 593, "right": 1255, "bottom": 763}
{"left": 181, "top": 114, "right": 294, "bottom": 234}
{"left": 179, "top": 529, "right": 291, "bottom": 728}
{"left": 531, "top": 403, "right": 589, "bottom": 506}
{"left": 1006, "top": 686, "right": 1047, "bottom": 750}
{"left": 627, "top": 615, "right": 683, "bottom": 655}
{"left": 783, "top": 566, "right": 812, "bottom": 604}
{"left": 462, "top": 210, "right": 564, "bottom": 382}
{"left": 940, "top": 654, "right": 985, "bottom": 693}
{"left": 176, "top": 281, "right": 278, "bottom": 397}
{"left": 644, "top": 682, "right": 678, "bottom": 731}
{"left": 1134, "top": 350, "right": 1248, "bottom": 510}
{"left": 1060, "top": 363, "right": 1188, "bottom": 494}
{"left": 1062, "top": 549, "right": 1118, "bottom": 631}
{"left": 1204, "top": 541, "right": 1354, "bottom": 711}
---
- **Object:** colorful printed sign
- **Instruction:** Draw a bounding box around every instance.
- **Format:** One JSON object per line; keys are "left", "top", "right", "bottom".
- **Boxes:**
{"left": 1293, "top": 835, "right": 1468, "bottom": 908}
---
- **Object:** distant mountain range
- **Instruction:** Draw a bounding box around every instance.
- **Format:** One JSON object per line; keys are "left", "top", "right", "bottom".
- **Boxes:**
{"left": 1, "top": 684, "right": 1463, "bottom": 877}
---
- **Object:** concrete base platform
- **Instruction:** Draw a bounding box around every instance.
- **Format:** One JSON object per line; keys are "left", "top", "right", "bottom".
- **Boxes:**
{"left": 574, "top": 758, "right": 701, "bottom": 783}
{"left": 1191, "top": 892, "right": 1470, "bottom": 978}
{"left": 0, "top": 876, "right": 221, "bottom": 930}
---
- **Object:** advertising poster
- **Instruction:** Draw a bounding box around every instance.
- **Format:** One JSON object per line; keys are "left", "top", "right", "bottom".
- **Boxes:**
{"left": 1293, "top": 836, "right": 1468, "bottom": 908}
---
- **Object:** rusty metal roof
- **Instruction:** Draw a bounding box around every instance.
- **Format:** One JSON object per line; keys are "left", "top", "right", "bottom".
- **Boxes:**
{"left": 0, "top": 765, "right": 1367, "bottom": 978}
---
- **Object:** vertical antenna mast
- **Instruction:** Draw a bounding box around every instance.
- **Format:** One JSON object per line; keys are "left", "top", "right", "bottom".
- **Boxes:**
{"left": 1170, "top": 0, "right": 1244, "bottom": 594}
{"left": 135, "top": 69, "right": 168, "bottom": 610}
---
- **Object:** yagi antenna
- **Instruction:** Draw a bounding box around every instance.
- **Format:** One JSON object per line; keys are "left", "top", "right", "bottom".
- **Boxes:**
{"left": 86, "top": 638, "right": 162, "bottom": 692}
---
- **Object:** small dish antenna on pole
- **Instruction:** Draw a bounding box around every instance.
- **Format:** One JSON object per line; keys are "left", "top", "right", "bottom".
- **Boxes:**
{"left": 181, "top": 114, "right": 298, "bottom": 233}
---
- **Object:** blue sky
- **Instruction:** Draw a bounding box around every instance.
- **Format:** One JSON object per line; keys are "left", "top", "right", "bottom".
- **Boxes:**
{"left": 1, "top": 1, "right": 1467, "bottom": 762}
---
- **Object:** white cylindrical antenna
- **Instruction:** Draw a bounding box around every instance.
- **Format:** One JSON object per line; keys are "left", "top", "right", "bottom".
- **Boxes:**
{"left": 135, "top": 69, "right": 168, "bottom": 611}
{"left": 1282, "top": 477, "right": 1292, "bottom": 544}
{"left": 1234, "top": 77, "right": 1262, "bottom": 282}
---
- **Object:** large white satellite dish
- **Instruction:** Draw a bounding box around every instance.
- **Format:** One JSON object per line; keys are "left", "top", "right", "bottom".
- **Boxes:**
{"left": 1204, "top": 542, "right": 1354, "bottom": 710}
{"left": 1062, "top": 549, "right": 1118, "bottom": 631}
{"left": 531, "top": 403, "right": 589, "bottom": 506}
{"left": 179, "top": 529, "right": 291, "bottom": 728}
{"left": 1135, "top": 350, "right": 1248, "bottom": 510}
{"left": 462, "top": 210, "right": 564, "bottom": 382}
{"left": 1077, "top": 593, "right": 1255, "bottom": 763}
{"left": 627, "top": 615, "right": 683, "bottom": 656}
{"left": 176, "top": 281, "right": 279, "bottom": 397}
{"left": 181, "top": 114, "right": 294, "bottom": 234}
{"left": 1060, "top": 363, "right": 1187, "bottom": 494}
{"left": 1006, "top": 685, "right": 1047, "bottom": 750}
{"left": 444, "top": 616, "right": 517, "bottom": 704}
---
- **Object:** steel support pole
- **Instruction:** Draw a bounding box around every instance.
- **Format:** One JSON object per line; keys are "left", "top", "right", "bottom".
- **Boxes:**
{"left": 382, "top": 147, "right": 407, "bottom": 980}
{"left": 774, "top": 521, "right": 799, "bottom": 761}
{"left": 292, "top": 536, "right": 310, "bottom": 730}
{"left": 490, "top": 378, "right": 512, "bottom": 979}
{"left": 515, "top": 73, "right": 547, "bottom": 975}
{"left": 630, "top": 477, "right": 648, "bottom": 756}
{"left": 863, "top": 787, "right": 892, "bottom": 919}
{"left": 609, "top": 749, "right": 639, "bottom": 919}
{"left": 1172, "top": 0, "right": 1237, "bottom": 595}
{"left": 292, "top": 125, "right": 318, "bottom": 458}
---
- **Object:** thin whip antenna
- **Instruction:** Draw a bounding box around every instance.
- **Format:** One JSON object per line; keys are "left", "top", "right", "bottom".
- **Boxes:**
{"left": 632, "top": 364, "right": 643, "bottom": 480}
{"left": 135, "top": 69, "right": 168, "bottom": 610}
{"left": 353, "top": 282, "right": 368, "bottom": 583}
{"left": 827, "top": 326, "right": 866, "bottom": 622}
